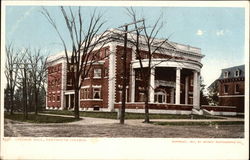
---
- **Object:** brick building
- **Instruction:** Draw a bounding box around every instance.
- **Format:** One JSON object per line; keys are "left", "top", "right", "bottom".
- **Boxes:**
{"left": 217, "top": 65, "right": 245, "bottom": 113}
{"left": 46, "top": 29, "right": 205, "bottom": 114}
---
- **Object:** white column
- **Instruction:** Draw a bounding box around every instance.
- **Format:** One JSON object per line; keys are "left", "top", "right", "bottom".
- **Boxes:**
{"left": 108, "top": 43, "right": 116, "bottom": 111}
{"left": 175, "top": 67, "right": 181, "bottom": 104}
{"left": 193, "top": 71, "right": 200, "bottom": 109}
{"left": 170, "top": 88, "right": 174, "bottom": 104}
{"left": 197, "top": 72, "right": 200, "bottom": 108}
{"left": 68, "top": 94, "right": 71, "bottom": 109}
{"left": 185, "top": 76, "right": 189, "bottom": 104}
{"left": 130, "top": 68, "right": 135, "bottom": 102}
{"left": 132, "top": 46, "right": 136, "bottom": 61}
{"left": 149, "top": 67, "right": 155, "bottom": 103}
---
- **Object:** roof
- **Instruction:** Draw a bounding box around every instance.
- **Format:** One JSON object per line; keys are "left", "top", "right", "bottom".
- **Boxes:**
{"left": 47, "top": 28, "right": 204, "bottom": 63}
{"left": 218, "top": 64, "right": 245, "bottom": 79}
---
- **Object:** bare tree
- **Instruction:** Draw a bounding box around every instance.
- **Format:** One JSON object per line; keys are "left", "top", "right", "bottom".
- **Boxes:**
{"left": 5, "top": 44, "right": 22, "bottom": 114}
{"left": 42, "top": 6, "right": 109, "bottom": 119}
{"left": 15, "top": 49, "right": 31, "bottom": 119}
{"left": 27, "top": 48, "right": 47, "bottom": 114}
{"left": 126, "top": 8, "right": 170, "bottom": 123}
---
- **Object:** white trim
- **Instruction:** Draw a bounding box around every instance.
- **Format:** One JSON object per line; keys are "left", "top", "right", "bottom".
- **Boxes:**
{"left": 132, "top": 59, "right": 202, "bottom": 72}
{"left": 219, "top": 95, "right": 244, "bottom": 98}
{"left": 65, "top": 91, "right": 75, "bottom": 95}
{"left": 81, "top": 85, "right": 90, "bottom": 89}
{"left": 92, "top": 85, "right": 102, "bottom": 88}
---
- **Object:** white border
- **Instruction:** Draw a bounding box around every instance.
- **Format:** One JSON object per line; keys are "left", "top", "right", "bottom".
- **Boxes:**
{"left": 1, "top": 1, "right": 249, "bottom": 160}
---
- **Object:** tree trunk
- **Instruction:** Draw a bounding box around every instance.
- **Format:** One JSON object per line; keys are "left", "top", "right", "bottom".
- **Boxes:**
{"left": 23, "top": 76, "right": 28, "bottom": 120}
{"left": 144, "top": 69, "right": 151, "bottom": 123}
{"left": 35, "top": 89, "right": 38, "bottom": 115}
{"left": 34, "top": 79, "right": 38, "bottom": 115}
{"left": 10, "top": 89, "right": 14, "bottom": 115}
{"left": 74, "top": 89, "right": 80, "bottom": 119}
{"left": 144, "top": 88, "right": 150, "bottom": 123}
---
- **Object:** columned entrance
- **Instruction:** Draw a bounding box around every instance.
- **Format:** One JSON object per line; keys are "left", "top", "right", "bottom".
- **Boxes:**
{"left": 65, "top": 92, "right": 75, "bottom": 109}
{"left": 131, "top": 60, "right": 201, "bottom": 109}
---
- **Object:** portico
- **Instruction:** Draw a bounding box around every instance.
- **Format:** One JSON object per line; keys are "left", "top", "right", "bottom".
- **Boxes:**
{"left": 131, "top": 59, "right": 202, "bottom": 109}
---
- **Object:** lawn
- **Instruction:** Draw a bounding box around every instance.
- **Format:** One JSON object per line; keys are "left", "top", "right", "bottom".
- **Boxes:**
{"left": 4, "top": 113, "right": 81, "bottom": 123}
{"left": 41, "top": 110, "right": 221, "bottom": 119}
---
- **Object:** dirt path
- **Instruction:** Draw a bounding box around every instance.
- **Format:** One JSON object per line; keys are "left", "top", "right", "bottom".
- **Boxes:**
{"left": 4, "top": 117, "right": 244, "bottom": 138}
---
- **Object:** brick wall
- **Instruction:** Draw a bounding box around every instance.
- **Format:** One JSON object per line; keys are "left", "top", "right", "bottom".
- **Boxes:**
{"left": 47, "top": 63, "right": 62, "bottom": 108}
{"left": 218, "top": 79, "right": 244, "bottom": 113}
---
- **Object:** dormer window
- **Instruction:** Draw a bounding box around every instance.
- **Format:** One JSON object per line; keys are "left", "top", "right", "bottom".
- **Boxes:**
{"left": 224, "top": 71, "right": 229, "bottom": 78}
{"left": 234, "top": 69, "right": 240, "bottom": 77}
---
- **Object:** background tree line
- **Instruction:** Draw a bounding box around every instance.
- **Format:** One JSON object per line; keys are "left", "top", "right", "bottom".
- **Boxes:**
{"left": 4, "top": 44, "right": 47, "bottom": 119}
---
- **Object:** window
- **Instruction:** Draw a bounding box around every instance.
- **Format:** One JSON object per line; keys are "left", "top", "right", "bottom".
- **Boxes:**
{"left": 84, "top": 88, "right": 89, "bottom": 99}
{"left": 104, "top": 68, "right": 108, "bottom": 77}
{"left": 235, "top": 84, "right": 240, "bottom": 93}
{"left": 93, "top": 88, "right": 101, "bottom": 99}
{"left": 81, "top": 89, "right": 90, "bottom": 99}
{"left": 224, "top": 85, "right": 229, "bottom": 94}
{"left": 104, "top": 49, "right": 109, "bottom": 58}
{"left": 224, "top": 71, "right": 229, "bottom": 78}
{"left": 94, "top": 69, "right": 102, "bottom": 78}
{"left": 67, "top": 79, "right": 73, "bottom": 86}
{"left": 136, "top": 73, "right": 142, "bottom": 81}
{"left": 57, "top": 95, "right": 60, "bottom": 101}
{"left": 235, "top": 70, "right": 240, "bottom": 77}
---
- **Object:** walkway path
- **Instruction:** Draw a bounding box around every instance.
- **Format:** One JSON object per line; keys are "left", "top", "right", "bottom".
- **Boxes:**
{"left": 39, "top": 113, "right": 244, "bottom": 126}
{"left": 4, "top": 113, "right": 244, "bottom": 137}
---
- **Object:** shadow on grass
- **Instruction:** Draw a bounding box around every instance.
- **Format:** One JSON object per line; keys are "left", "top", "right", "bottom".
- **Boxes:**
{"left": 4, "top": 113, "right": 81, "bottom": 123}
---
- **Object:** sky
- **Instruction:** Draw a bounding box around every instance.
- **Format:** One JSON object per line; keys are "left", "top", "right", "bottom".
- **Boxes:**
{"left": 5, "top": 6, "right": 246, "bottom": 88}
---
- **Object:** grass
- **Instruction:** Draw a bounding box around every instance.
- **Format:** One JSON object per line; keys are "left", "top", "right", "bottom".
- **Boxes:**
{"left": 152, "top": 121, "right": 244, "bottom": 126}
{"left": 4, "top": 112, "right": 81, "bottom": 123}
{"left": 41, "top": 110, "right": 221, "bottom": 120}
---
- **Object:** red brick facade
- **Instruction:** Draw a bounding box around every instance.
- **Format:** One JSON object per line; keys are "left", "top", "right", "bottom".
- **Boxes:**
{"left": 46, "top": 29, "right": 206, "bottom": 113}
{"left": 47, "top": 63, "right": 62, "bottom": 108}
{"left": 217, "top": 65, "right": 245, "bottom": 113}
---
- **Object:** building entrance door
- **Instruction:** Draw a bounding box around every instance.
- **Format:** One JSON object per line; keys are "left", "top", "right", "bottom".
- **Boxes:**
{"left": 155, "top": 91, "right": 166, "bottom": 103}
